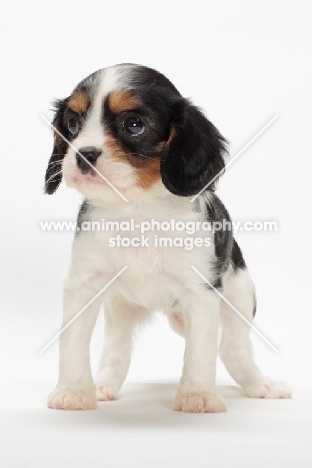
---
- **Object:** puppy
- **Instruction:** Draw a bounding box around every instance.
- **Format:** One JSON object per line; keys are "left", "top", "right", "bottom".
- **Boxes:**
{"left": 45, "top": 64, "right": 291, "bottom": 412}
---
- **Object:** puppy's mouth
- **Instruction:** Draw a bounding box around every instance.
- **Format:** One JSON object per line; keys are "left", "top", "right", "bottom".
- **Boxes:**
{"left": 72, "top": 168, "right": 104, "bottom": 184}
{"left": 84, "top": 168, "right": 97, "bottom": 178}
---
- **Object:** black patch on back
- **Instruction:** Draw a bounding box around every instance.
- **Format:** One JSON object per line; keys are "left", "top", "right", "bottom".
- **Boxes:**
{"left": 204, "top": 194, "right": 247, "bottom": 289}
{"left": 206, "top": 194, "right": 233, "bottom": 285}
{"left": 231, "top": 238, "right": 246, "bottom": 272}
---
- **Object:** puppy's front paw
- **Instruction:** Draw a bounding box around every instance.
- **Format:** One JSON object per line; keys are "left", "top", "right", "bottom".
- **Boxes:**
{"left": 174, "top": 391, "right": 227, "bottom": 413}
{"left": 48, "top": 387, "right": 97, "bottom": 410}
{"left": 244, "top": 379, "right": 292, "bottom": 399}
{"left": 95, "top": 381, "right": 119, "bottom": 401}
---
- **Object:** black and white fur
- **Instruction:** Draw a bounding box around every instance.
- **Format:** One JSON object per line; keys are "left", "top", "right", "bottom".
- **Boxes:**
{"left": 45, "top": 64, "right": 291, "bottom": 412}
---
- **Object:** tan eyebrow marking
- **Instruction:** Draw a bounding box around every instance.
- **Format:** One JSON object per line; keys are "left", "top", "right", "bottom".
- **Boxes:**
{"left": 68, "top": 90, "right": 90, "bottom": 114}
{"left": 108, "top": 91, "right": 140, "bottom": 113}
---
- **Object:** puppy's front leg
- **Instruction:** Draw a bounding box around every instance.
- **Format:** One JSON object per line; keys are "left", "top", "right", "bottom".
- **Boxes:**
{"left": 48, "top": 279, "right": 101, "bottom": 410}
{"left": 174, "top": 291, "right": 227, "bottom": 413}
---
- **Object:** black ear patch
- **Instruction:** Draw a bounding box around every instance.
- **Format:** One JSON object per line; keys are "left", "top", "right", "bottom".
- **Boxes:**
{"left": 160, "top": 101, "right": 227, "bottom": 196}
{"left": 44, "top": 98, "right": 69, "bottom": 194}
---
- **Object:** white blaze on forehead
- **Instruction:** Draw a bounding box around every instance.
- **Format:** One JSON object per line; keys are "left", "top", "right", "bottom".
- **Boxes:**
{"left": 77, "top": 64, "right": 134, "bottom": 149}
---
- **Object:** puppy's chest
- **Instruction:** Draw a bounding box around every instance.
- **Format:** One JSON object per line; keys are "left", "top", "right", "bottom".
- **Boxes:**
{"left": 77, "top": 202, "right": 214, "bottom": 274}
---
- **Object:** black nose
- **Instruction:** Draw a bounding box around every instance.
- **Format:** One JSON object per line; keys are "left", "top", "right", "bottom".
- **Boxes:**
{"left": 76, "top": 147, "right": 101, "bottom": 173}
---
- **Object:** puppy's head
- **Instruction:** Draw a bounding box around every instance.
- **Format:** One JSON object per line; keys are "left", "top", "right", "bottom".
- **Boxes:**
{"left": 45, "top": 64, "right": 227, "bottom": 200}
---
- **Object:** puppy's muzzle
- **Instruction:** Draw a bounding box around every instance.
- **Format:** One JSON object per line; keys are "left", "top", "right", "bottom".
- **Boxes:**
{"left": 76, "top": 147, "right": 101, "bottom": 173}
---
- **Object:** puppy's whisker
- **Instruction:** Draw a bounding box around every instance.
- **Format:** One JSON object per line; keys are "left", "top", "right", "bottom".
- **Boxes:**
{"left": 45, "top": 169, "right": 62, "bottom": 186}
{"left": 135, "top": 168, "right": 155, "bottom": 183}
{"left": 137, "top": 178, "right": 148, "bottom": 190}
{"left": 104, "top": 117, "right": 115, "bottom": 128}
{"left": 48, "top": 159, "right": 64, "bottom": 166}
{"left": 129, "top": 152, "right": 160, "bottom": 162}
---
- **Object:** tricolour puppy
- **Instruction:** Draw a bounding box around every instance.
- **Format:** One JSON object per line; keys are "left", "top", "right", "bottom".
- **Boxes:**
{"left": 45, "top": 64, "right": 291, "bottom": 412}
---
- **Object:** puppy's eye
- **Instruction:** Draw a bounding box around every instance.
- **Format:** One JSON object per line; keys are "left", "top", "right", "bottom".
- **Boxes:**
{"left": 123, "top": 117, "right": 145, "bottom": 136}
{"left": 68, "top": 117, "right": 79, "bottom": 136}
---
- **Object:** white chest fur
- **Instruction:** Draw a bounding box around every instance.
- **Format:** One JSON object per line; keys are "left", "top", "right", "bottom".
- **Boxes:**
{"left": 69, "top": 194, "right": 216, "bottom": 309}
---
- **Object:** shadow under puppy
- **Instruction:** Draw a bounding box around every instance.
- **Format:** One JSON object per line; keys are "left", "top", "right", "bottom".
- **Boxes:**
{"left": 45, "top": 64, "right": 291, "bottom": 412}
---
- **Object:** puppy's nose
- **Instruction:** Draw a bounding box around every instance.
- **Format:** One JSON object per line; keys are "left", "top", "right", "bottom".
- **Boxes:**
{"left": 76, "top": 147, "right": 101, "bottom": 172}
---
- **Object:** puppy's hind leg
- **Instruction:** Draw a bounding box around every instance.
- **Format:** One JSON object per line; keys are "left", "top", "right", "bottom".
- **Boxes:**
{"left": 173, "top": 290, "right": 227, "bottom": 413}
{"left": 219, "top": 267, "right": 291, "bottom": 399}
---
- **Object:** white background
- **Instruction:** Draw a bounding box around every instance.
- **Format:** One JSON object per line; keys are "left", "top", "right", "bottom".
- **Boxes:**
{"left": 1, "top": 0, "right": 311, "bottom": 384}
{"left": 0, "top": 1, "right": 312, "bottom": 465}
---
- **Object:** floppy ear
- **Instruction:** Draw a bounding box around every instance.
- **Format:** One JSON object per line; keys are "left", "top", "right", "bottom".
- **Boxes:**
{"left": 160, "top": 101, "right": 227, "bottom": 196}
{"left": 44, "top": 98, "right": 68, "bottom": 194}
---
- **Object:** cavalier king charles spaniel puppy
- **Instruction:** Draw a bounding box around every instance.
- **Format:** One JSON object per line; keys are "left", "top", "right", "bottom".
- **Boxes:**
{"left": 45, "top": 64, "right": 291, "bottom": 412}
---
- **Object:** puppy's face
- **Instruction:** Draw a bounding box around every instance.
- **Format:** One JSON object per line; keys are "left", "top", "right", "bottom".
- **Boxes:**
{"left": 45, "top": 64, "right": 226, "bottom": 201}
